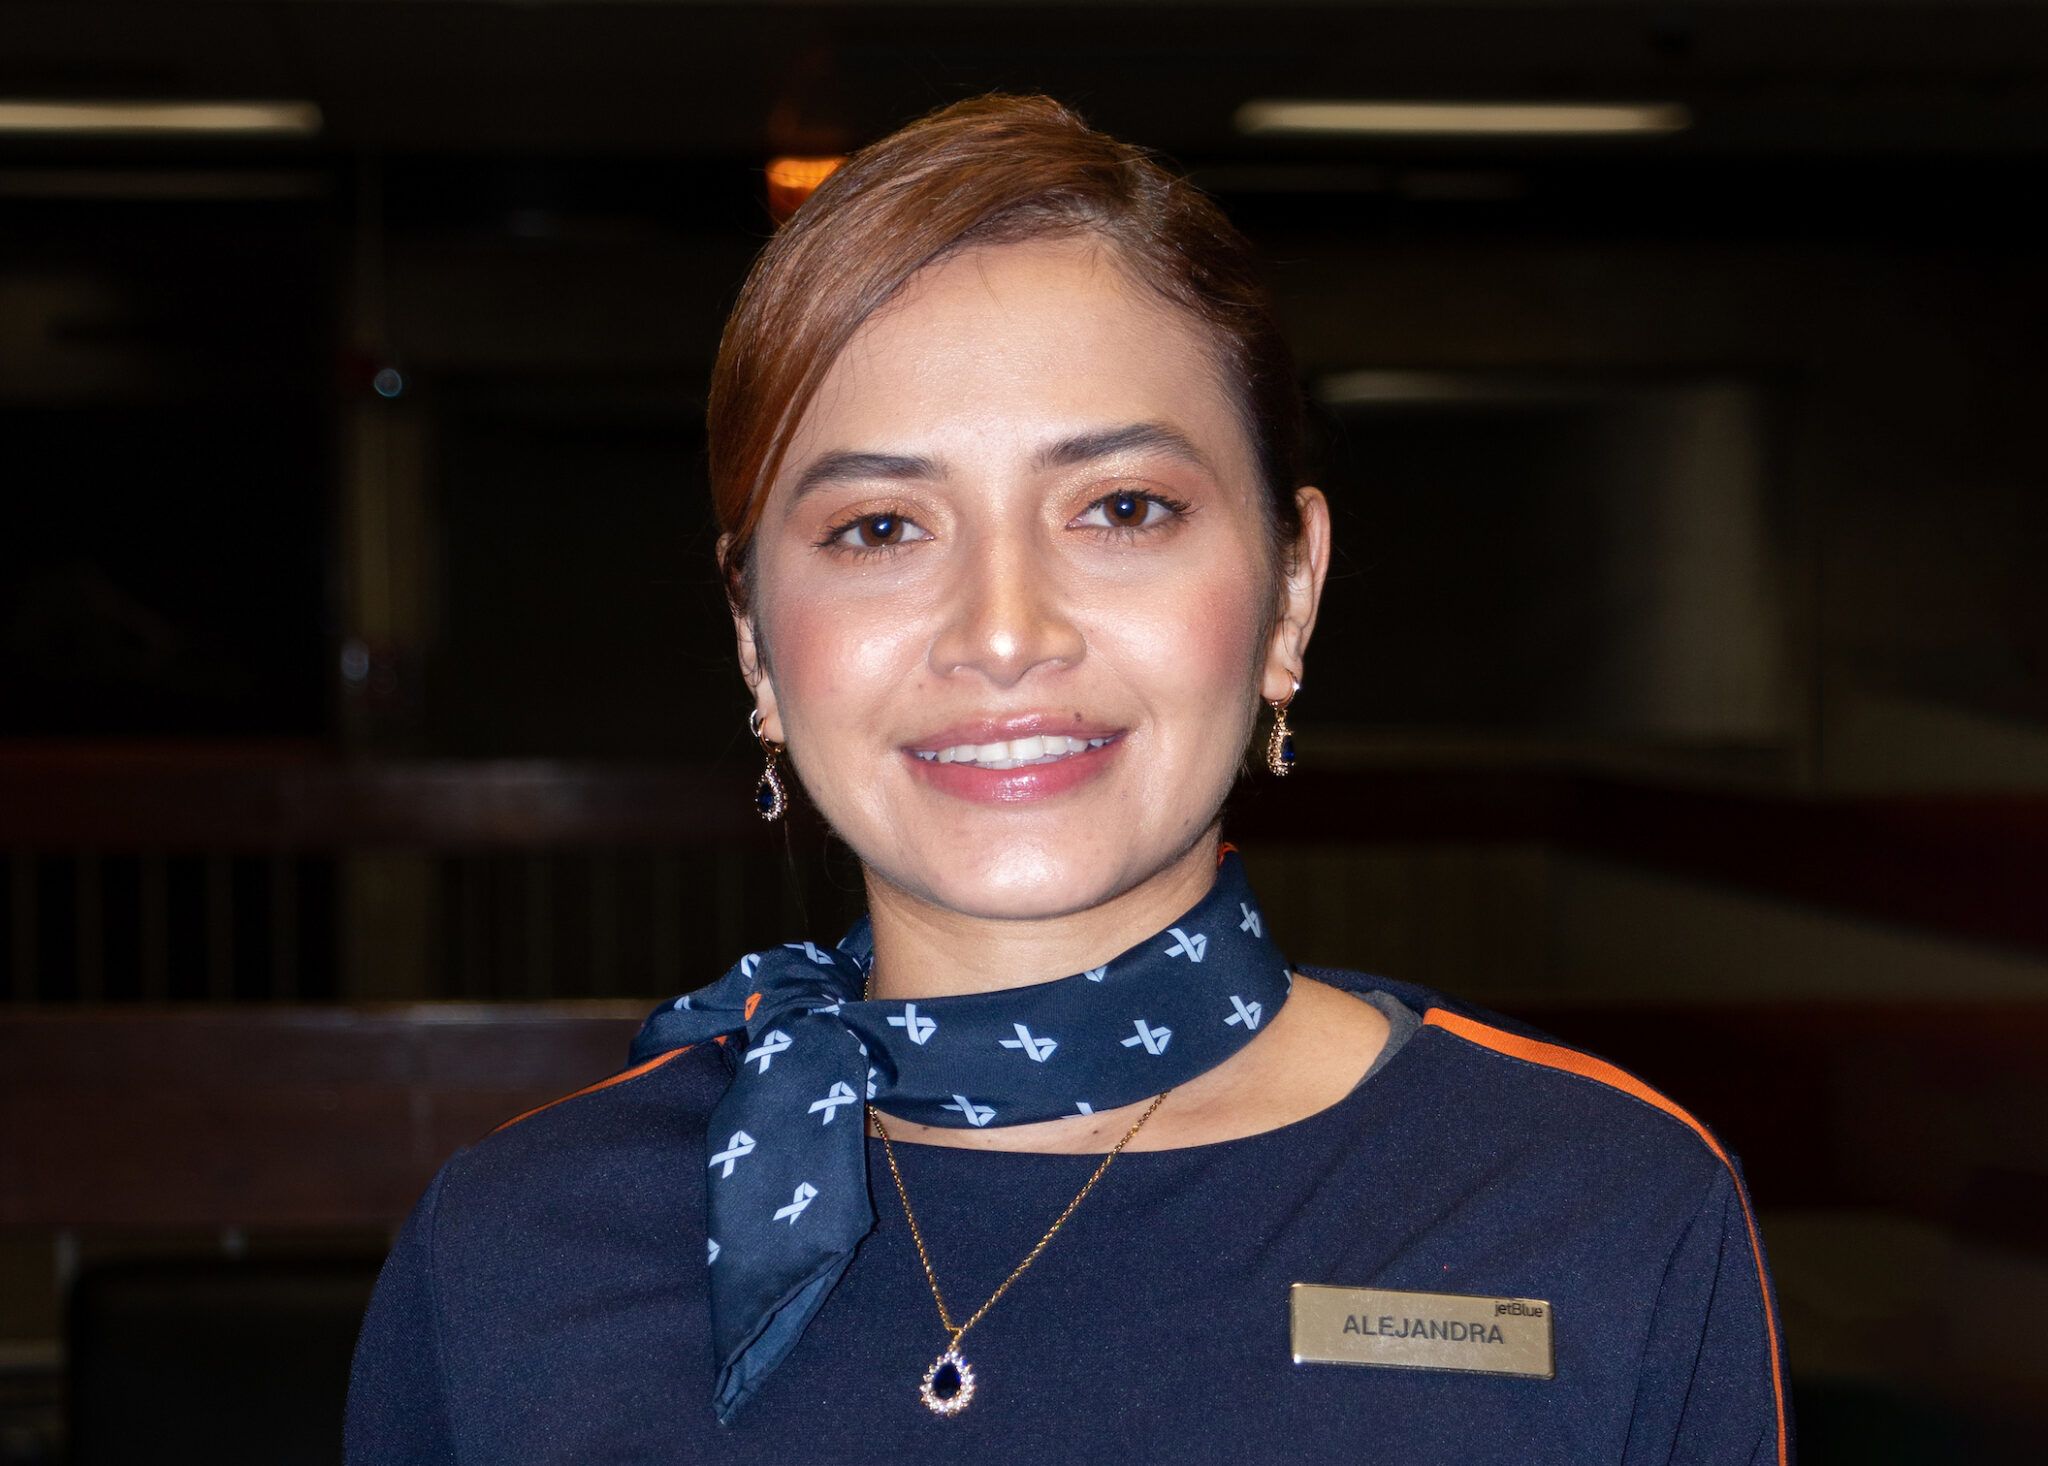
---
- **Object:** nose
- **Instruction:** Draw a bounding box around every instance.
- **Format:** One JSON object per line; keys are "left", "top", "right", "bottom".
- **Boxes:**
{"left": 928, "top": 530, "right": 1085, "bottom": 688}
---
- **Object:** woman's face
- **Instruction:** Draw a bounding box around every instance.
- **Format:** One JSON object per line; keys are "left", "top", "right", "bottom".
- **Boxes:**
{"left": 740, "top": 236, "right": 1325, "bottom": 923}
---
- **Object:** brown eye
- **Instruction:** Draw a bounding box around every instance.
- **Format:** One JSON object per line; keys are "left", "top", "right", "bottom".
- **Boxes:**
{"left": 830, "top": 512, "right": 929, "bottom": 550}
{"left": 1077, "top": 490, "right": 1175, "bottom": 532}
{"left": 1104, "top": 493, "right": 1147, "bottom": 527}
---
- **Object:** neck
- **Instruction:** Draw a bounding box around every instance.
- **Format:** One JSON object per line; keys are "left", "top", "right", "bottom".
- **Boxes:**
{"left": 862, "top": 832, "right": 1222, "bottom": 1001}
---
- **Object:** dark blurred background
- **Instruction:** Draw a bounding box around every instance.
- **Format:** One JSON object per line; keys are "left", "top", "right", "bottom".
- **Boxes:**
{"left": 3, "top": 2, "right": 2047, "bottom": 1462}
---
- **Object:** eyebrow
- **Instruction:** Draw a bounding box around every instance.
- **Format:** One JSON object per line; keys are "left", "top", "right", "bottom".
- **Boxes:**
{"left": 790, "top": 450, "right": 944, "bottom": 500}
{"left": 788, "top": 421, "right": 1211, "bottom": 500}
{"left": 1033, "top": 421, "right": 1213, "bottom": 474}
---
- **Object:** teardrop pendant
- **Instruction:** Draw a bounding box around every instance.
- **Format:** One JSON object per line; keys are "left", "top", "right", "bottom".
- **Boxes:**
{"left": 1265, "top": 708, "right": 1297, "bottom": 777}
{"left": 919, "top": 1346, "right": 976, "bottom": 1416}
{"left": 747, "top": 710, "right": 790, "bottom": 821}
{"left": 754, "top": 759, "right": 787, "bottom": 821}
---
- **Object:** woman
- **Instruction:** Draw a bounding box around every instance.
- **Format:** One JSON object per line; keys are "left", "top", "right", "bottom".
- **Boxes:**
{"left": 348, "top": 96, "right": 1787, "bottom": 1464}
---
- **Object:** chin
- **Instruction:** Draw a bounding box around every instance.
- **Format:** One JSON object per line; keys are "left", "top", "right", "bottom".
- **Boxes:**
{"left": 892, "top": 833, "right": 1147, "bottom": 923}
{"left": 959, "top": 857, "right": 1130, "bottom": 922}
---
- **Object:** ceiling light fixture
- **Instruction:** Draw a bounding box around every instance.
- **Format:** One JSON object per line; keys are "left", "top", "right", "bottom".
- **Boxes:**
{"left": 0, "top": 100, "right": 323, "bottom": 137}
{"left": 765, "top": 155, "right": 845, "bottom": 224}
{"left": 1235, "top": 100, "right": 1690, "bottom": 138}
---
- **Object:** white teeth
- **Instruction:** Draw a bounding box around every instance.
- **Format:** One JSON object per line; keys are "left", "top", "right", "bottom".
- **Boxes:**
{"left": 919, "top": 733, "right": 1111, "bottom": 768}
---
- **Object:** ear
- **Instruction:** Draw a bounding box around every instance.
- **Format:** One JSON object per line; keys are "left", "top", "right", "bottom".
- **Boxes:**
{"left": 723, "top": 533, "right": 785, "bottom": 743}
{"left": 1261, "top": 487, "right": 1331, "bottom": 705}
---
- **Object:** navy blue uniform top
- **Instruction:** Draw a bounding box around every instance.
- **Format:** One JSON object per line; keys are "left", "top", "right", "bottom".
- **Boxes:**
{"left": 346, "top": 971, "right": 1790, "bottom": 1465}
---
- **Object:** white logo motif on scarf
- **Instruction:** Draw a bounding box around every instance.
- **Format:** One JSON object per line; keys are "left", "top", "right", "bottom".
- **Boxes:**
{"left": 808, "top": 1081, "right": 859, "bottom": 1124}
{"left": 1227, "top": 994, "right": 1263, "bottom": 1030}
{"left": 887, "top": 1003, "right": 937, "bottom": 1045}
{"left": 773, "top": 1183, "right": 818, "bottom": 1223}
{"left": 784, "top": 942, "right": 834, "bottom": 965}
{"left": 1074, "top": 1100, "right": 1094, "bottom": 1115}
{"left": 1083, "top": 966, "right": 1108, "bottom": 982}
{"left": 1164, "top": 927, "right": 1207, "bottom": 962}
{"left": 943, "top": 1094, "right": 996, "bottom": 1126}
{"left": 708, "top": 1130, "right": 757, "bottom": 1177}
{"left": 1121, "top": 1018, "right": 1173, "bottom": 1054}
{"left": 739, "top": 954, "right": 761, "bottom": 979}
{"left": 707, "top": 1238, "right": 720, "bottom": 1264}
{"left": 744, "top": 1030, "right": 792, "bottom": 1072}
{"left": 1239, "top": 903, "right": 1262, "bottom": 937}
{"left": 999, "top": 1023, "right": 1058, "bottom": 1062}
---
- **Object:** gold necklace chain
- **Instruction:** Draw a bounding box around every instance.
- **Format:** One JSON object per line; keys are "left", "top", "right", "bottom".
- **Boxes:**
{"left": 863, "top": 965, "right": 1172, "bottom": 1414}
{"left": 870, "top": 1091, "right": 1170, "bottom": 1348}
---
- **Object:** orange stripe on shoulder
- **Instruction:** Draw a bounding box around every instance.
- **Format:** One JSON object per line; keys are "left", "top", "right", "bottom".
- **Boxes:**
{"left": 491, "top": 1045, "right": 694, "bottom": 1135}
{"left": 1424, "top": 1009, "right": 1728, "bottom": 1162}
{"left": 1421, "top": 1008, "right": 1788, "bottom": 1466}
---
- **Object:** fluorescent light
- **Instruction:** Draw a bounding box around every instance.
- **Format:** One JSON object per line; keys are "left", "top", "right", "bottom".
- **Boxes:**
{"left": 1236, "top": 100, "right": 1689, "bottom": 138}
{"left": 0, "top": 169, "right": 327, "bottom": 200}
{"left": 0, "top": 101, "right": 322, "bottom": 137}
{"left": 1321, "top": 371, "right": 1613, "bottom": 406}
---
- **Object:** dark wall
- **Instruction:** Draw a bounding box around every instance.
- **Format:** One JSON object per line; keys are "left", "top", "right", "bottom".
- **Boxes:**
{"left": 0, "top": 193, "right": 332, "bottom": 739}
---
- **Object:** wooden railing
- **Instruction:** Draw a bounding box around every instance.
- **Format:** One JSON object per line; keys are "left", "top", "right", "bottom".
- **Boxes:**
{"left": 5, "top": 1001, "right": 2043, "bottom": 1248}
{"left": 4, "top": 752, "right": 2043, "bottom": 1257}
{"left": 0, "top": 749, "right": 853, "bottom": 1004}
{"left": 0, "top": 1003, "right": 643, "bottom": 1228}
{"left": 4, "top": 748, "right": 2047, "bottom": 1009}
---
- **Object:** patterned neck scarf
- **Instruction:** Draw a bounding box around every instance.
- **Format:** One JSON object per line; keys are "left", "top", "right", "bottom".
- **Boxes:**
{"left": 632, "top": 849, "right": 1292, "bottom": 1422}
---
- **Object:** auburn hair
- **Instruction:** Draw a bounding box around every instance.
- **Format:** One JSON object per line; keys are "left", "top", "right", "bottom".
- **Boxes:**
{"left": 708, "top": 93, "right": 1305, "bottom": 602}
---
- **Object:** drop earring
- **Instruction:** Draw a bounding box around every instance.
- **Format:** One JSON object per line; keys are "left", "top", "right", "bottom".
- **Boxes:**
{"left": 750, "top": 709, "right": 788, "bottom": 820}
{"left": 1265, "top": 678, "right": 1300, "bottom": 777}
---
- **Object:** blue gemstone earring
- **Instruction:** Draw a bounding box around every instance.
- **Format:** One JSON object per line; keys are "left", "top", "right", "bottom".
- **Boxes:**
{"left": 750, "top": 709, "right": 788, "bottom": 820}
{"left": 1265, "top": 679, "right": 1300, "bottom": 777}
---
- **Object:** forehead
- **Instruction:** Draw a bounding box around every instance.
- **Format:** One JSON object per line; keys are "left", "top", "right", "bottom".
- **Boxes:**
{"left": 781, "top": 235, "right": 1254, "bottom": 478}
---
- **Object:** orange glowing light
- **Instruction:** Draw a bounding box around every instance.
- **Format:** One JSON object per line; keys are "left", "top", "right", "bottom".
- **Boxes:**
{"left": 766, "top": 155, "right": 845, "bottom": 223}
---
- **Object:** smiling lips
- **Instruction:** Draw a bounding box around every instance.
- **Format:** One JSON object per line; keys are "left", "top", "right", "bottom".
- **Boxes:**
{"left": 905, "top": 726, "right": 1122, "bottom": 803}
{"left": 913, "top": 733, "right": 1115, "bottom": 770}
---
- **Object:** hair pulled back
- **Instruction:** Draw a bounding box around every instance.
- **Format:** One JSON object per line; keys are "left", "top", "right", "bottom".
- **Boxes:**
{"left": 708, "top": 94, "right": 1304, "bottom": 602}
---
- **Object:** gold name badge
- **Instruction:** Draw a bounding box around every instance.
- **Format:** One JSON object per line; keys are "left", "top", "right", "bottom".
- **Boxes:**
{"left": 1290, "top": 1284, "right": 1555, "bottom": 1380}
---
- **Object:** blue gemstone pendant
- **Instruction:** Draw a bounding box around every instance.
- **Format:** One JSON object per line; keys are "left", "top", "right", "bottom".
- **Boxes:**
{"left": 754, "top": 759, "right": 787, "bottom": 821}
{"left": 920, "top": 1346, "right": 976, "bottom": 1416}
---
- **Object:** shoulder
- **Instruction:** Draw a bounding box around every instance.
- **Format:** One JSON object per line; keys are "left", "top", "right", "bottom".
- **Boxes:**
{"left": 428, "top": 1039, "right": 728, "bottom": 1229}
{"left": 1308, "top": 966, "right": 1742, "bottom": 1194}
{"left": 362, "top": 1039, "right": 726, "bottom": 1451}
{"left": 1307, "top": 970, "right": 1789, "bottom": 1460}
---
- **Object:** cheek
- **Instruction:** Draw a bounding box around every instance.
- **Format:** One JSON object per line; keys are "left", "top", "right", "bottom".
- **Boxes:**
{"left": 1098, "top": 558, "right": 1272, "bottom": 712}
{"left": 756, "top": 582, "right": 919, "bottom": 735}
